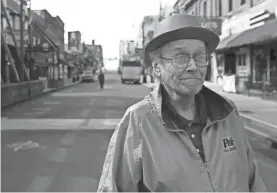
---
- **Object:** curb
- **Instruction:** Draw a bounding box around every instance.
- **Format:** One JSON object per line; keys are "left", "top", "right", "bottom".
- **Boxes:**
{"left": 1, "top": 81, "right": 81, "bottom": 110}
{"left": 240, "top": 113, "right": 277, "bottom": 149}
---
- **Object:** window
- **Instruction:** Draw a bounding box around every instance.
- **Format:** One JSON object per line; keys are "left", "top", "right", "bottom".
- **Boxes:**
{"left": 203, "top": 1, "right": 207, "bottom": 17}
{"left": 218, "top": 0, "right": 222, "bottom": 16}
{"left": 238, "top": 53, "right": 246, "bottom": 66}
{"left": 254, "top": 49, "right": 268, "bottom": 82}
{"left": 11, "top": 15, "right": 16, "bottom": 30}
{"left": 14, "top": 16, "right": 20, "bottom": 30}
{"left": 229, "top": 0, "right": 233, "bottom": 12}
{"left": 270, "top": 48, "right": 277, "bottom": 84}
{"left": 240, "top": 0, "right": 246, "bottom": 5}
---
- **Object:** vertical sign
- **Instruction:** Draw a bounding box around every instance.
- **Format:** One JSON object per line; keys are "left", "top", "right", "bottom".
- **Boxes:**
{"left": 68, "top": 31, "right": 81, "bottom": 52}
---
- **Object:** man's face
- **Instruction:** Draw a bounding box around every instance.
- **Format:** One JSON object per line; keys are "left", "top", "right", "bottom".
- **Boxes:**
{"left": 157, "top": 39, "right": 208, "bottom": 95}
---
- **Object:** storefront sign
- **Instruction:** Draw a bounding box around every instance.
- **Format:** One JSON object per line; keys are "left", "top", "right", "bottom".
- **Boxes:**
{"left": 198, "top": 17, "right": 222, "bottom": 35}
{"left": 237, "top": 66, "right": 248, "bottom": 77}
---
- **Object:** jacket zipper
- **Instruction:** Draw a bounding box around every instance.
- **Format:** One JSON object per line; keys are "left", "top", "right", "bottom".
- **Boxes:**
{"left": 152, "top": 93, "right": 236, "bottom": 192}
{"left": 170, "top": 110, "right": 235, "bottom": 192}
{"left": 199, "top": 110, "right": 235, "bottom": 192}
{"left": 179, "top": 129, "right": 216, "bottom": 192}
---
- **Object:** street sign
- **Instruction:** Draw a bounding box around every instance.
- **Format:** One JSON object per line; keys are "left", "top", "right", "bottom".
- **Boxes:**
{"left": 198, "top": 17, "right": 222, "bottom": 35}
{"left": 42, "top": 42, "right": 49, "bottom": 52}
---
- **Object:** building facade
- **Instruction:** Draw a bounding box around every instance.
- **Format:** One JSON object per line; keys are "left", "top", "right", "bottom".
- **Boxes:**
{"left": 31, "top": 9, "right": 65, "bottom": 80}
{"left": 173, "top": 0, "right": 277, "bottom": 92}
{"left": 1, "top": 0, "right": 29, "bottom": 83}
{"left": 215, "top": 0, "right": 277, "bottom": 92}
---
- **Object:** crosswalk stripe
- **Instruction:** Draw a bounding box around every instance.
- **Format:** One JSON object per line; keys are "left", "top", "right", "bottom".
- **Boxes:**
{"left": 1, "top": 118, "right": 121, "bottom": 130}
{"left": 68, "top": 177, "right": 98, "bottom": 192}
{"left": 27, "top": 176, "right": 53, "bottom": 192}
{"left": 48, "top": 147, "right": 68, "bottom": 163}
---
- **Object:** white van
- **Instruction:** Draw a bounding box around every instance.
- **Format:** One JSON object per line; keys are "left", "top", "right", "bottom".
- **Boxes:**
{"left": 121, "top": 60, "right": 142, "bottom": 84}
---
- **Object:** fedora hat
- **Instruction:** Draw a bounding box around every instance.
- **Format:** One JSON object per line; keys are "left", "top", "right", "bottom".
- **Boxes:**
{"left": 145, "top": 14, "right": 220, "bottom": 66}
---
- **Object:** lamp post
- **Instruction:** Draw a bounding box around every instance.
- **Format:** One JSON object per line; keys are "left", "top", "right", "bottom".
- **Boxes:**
{"left": 20, "top": 0, "right": 25, "bottom": 81}
{"left": 27, "top": 0, "right": 32, "bottom": 80}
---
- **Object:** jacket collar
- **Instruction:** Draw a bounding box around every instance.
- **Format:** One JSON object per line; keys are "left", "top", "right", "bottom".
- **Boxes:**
{"left": 149, "top": 82, "right": 235, "bottom": 122}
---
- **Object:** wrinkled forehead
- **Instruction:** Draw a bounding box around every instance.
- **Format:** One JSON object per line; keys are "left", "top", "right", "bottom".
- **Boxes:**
{"left": 160, "top": 39, "right": 206, "bottom": 54}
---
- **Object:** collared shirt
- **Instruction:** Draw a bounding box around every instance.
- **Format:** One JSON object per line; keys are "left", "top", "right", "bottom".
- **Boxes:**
{"left": 161, "top": 85, "right": 207, "bottom": 162}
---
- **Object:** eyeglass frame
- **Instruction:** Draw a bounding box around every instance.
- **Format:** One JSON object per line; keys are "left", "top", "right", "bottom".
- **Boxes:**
{"left": 155, "top": 53, "right": 212, "bottom": 69}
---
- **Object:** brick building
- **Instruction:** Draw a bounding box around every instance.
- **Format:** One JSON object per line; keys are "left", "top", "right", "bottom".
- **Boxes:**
{"left": 31, "top": 9, "right": 65, "bottom": 81}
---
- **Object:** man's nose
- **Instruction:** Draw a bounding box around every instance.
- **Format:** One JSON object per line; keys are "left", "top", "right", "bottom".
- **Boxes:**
{"left": 186, "top": 57, "right": 198, "bottom": 71}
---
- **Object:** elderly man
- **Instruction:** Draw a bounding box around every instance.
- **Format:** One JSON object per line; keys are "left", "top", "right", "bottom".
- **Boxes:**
{"left": 97, "top": 14, "right": 266, "bottom": 192}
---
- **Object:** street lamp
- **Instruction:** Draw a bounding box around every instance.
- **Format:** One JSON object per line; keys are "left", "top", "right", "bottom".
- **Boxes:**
{"left": 42, "top": 42, "right": 49, "bottom": 52}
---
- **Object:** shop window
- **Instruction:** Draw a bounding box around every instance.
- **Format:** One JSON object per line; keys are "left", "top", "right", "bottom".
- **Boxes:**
{"left": 270, "top": 48, "right": 277, "bottom": 84}
{"left": 229, "top": 0, "right": 233, "bottom": 12}
{"left": 254, "top": 49, "right": 267, "bottom": 82}
{"left": 218, "top": 0, "right": 222, "bottom": 16}
{"left": 238, "top": 53, "right": 246, "bottom": 66}
{"left": 237, "top": 53, "right": 248, "bottom": 77}
{"left": 203, "top": 1, "right": 207, "bottom": 17}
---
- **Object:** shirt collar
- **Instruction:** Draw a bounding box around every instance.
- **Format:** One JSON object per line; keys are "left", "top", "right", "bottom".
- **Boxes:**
{"left": 161, "top": 85, "right": 207, "bottom": 126}
{"left": 149, "top": 82, "right": 235, "bottom": 123}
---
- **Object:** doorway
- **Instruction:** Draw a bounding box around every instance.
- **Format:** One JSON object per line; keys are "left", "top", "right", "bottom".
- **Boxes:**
{"left": 224, "top": 52, "right": 236, "bottom": 74}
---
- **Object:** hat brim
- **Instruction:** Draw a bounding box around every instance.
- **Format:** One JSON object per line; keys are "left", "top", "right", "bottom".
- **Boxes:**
{"left": 145, "top": 27, "right": 220, "bottom": 67}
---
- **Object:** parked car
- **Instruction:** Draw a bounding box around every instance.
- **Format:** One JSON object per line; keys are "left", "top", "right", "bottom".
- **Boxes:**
{"left": 81, "top": 69, "right": 94, "bottom": 82}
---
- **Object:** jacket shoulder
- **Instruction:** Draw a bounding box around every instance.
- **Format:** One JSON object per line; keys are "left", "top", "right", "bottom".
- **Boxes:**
{"left": 126, "top": 96, "right": 151, "bottom": 120}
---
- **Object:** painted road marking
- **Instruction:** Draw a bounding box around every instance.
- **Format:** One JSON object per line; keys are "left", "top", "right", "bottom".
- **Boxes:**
{"left": 1, "top": 119, "right": 84, "bottom": 130}
{"left": 60, "top": 133, "right": 77, "bottom": 146}
{"left": 1, "top": 118, "right": 120, "bottom": 130}
{"left": 48, "top": 147, "right": 68, "bottom": 163}
{"left": 7, "top": 140, "right": 44, "bottom": 151}
{"left": 89, "top": 98, "right": 96, "bottom": 105}
{"left": 43, "top": 101, "right": 61, "bottom": 105}
{"left": 27, "top": 176, "right": 53, "bottom": 192}
{"left": 105, "top": 109, "right": 122, "bottom": 117}
{"left": 100, "top": 140, "right": 109, "bottom": 151}
{"left": 51, "top": 92, "right": 142, "bottom": 99}
{"left": 69, "top": 177, "right": 98, "bottom": 192}
{"left": 80, "top": 109, "right": 90, "bottom": 118}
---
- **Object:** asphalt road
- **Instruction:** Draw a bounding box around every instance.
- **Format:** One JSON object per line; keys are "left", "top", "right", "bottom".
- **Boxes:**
{"left": 1, "top": 72, "right": 277, "bottom": 192}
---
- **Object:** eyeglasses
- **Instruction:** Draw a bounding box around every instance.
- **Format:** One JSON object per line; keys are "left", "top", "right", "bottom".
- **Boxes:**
{"left": 157, "top": 53, "right": 211, "bottom": 69}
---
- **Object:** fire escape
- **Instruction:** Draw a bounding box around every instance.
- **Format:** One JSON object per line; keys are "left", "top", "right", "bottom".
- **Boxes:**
{"left": 1, "top": 0, "right": 30, "bottom": 84}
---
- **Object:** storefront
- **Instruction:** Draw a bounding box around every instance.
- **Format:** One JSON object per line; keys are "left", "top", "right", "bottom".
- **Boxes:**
{"left": 226, "top": 18, "right": 277, "bottom": 91}
{"left": 215, "top": 6, "right": 277, "bottom": 92}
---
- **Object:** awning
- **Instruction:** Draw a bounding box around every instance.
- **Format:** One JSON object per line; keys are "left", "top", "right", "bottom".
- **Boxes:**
{"left": 66, "top": 61, "right": 75, "bottom": 68}
{"left": 226, "top": 19, "right": 277, "bottom": 49}
{"left": 32, "top": 52, "right": 51, "bottom": 67}
{"left": 216, "top": 33, "right": 243, "bottom": 51}
{"left": 33, "top": 23, "right": 58, "bottom": 50}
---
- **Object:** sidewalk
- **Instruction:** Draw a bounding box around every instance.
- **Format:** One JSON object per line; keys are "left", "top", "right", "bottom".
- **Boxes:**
{"left": 43, "top": 78, "right": 80, "bottom": 95}
{"left": 2, "top": 78, "right": 81, "bottom": 109}
{"left": 204, "top": 81, "right": 277, "bottom": 125}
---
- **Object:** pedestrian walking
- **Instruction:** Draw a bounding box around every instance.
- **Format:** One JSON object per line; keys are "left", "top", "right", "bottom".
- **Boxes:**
{"left": 98, "top": 66, "right": 105, "bottom": 89}
{"left": 97, "top": 15, "right": 266, "bottom": 192}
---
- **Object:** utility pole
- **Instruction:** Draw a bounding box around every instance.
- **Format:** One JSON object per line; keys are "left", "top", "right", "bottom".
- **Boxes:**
{"left": 159, "top": 0, "right": 162, "bottom": 21}
{"left": 20, "top": 0, "right": 25, "bottom": 81}
{"left": 27, "top": 0, "right": 33, "bottom": 80}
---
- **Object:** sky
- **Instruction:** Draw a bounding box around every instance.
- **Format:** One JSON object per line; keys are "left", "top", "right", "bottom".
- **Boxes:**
{"left": 32, "top": 0, "right": 175, "bottom": 58}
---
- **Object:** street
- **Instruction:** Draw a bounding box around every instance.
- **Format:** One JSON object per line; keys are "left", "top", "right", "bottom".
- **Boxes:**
{"left": 1, "top": 72, "right": 277, "bottom": 192}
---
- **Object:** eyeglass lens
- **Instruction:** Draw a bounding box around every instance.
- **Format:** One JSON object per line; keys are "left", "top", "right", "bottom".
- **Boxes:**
{"left": 172, "top": 54, "right": 208, "bottom": 68}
